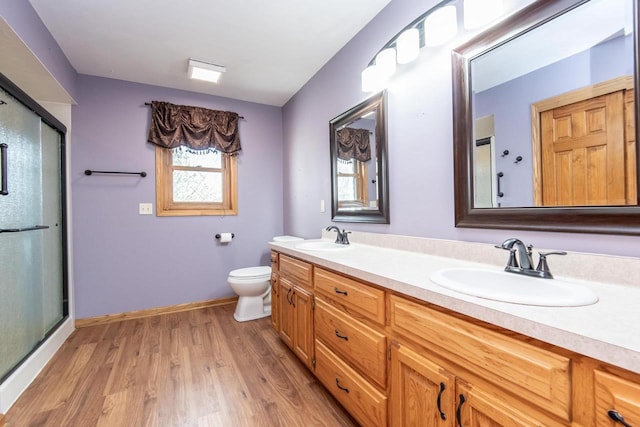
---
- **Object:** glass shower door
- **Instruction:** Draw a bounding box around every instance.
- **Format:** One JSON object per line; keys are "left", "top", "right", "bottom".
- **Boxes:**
{"left": 0, "top": 85, "right": 65, "bottom": 382}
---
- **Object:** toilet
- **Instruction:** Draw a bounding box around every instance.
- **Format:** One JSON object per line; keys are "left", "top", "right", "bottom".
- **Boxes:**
{"left": 228, "top": 235, "right": 303, "bottom": 322}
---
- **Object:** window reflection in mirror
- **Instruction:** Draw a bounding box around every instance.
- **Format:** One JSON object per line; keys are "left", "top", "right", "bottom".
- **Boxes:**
{"left": 470, "top": 0, "right": 635, "bottom": 208}
{"left": 330, "top": 91, "right": 389, "bottom": 223}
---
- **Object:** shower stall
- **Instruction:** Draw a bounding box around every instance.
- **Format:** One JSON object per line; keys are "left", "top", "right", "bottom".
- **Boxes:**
{"left": 0, "top": 73, "right": 69, "bottom": 386}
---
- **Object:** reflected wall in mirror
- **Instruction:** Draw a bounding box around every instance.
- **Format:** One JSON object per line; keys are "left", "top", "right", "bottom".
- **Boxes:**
{"left": 453, "top": 0, "right": 640, "bottom": 234}
{"left": 330, "top": 90, "right": 389, "bottom": 223}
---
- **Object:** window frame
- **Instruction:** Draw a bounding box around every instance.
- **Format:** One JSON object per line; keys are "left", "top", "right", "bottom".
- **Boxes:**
{"left": 155, "top": 146, "right": 237, "bottom": 216}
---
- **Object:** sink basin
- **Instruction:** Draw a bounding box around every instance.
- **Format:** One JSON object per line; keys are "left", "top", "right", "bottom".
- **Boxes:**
{"left": 430, "top": 268, "right": 598, "bottom": 307}
{"left": 295, "top": 241, "right": 352, "bottom": 251}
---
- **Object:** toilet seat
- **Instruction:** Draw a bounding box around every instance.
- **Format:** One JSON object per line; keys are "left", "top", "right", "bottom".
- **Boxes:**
{"left": 229, "top": 266, "right": 271, "bottom": 280}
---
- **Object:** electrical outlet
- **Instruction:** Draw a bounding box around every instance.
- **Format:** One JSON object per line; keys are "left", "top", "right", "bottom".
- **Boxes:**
{"left": 139, "top": 203, "right": 153, "bottom": 215}
{"left": 320, "top": 199, "right": 326, "bottom": 213}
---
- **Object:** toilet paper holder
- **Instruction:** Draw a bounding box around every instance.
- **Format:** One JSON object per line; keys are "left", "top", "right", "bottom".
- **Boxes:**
{"left": 215, "top": 233, "right": 235, "bottom": 239}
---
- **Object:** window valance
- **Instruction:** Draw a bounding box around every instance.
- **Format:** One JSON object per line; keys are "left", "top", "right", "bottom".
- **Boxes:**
{"left": 336, "top": 128, "right": 371, "bottom": 162}
{"left": 147, "top": 101, "right": 241, "bottom": 154}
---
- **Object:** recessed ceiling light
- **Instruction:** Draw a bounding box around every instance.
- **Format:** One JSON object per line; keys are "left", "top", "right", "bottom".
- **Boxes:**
{"left": 188, "top": 59, "right": 226, "bottom": 83}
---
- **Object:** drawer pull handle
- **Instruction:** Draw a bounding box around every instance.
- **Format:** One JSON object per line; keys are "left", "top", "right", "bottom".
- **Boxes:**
{"left": 334, "top": 287, "right": 348, "bottom": 296}
{"left": 334, "top": 329, "right": 349, "bottom": 341}
{"left": 608, "top": 410, "right": 632, "bottom": 427}
{"left": 456, "top": 394, "right": 466, "bottom": 427}
{"left": 335, "top": 378, "right": 349, "bottom": 393}
{"left": 436, "top": 382, "right": 447, "bottom": 420}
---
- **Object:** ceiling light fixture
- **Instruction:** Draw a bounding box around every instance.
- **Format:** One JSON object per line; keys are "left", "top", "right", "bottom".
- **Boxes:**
{"left": 188, "top": 59, "right": 226, "bottom": 83}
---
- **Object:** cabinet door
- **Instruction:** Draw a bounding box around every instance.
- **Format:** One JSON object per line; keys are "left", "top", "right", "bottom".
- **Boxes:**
{"left": 292, "top": 286, "right": 314, "bottom": 368}
{"left": 594, "top": 370, "right": 640, "bottom": 427}
{"left": 270, "top": 274, "right": 279, "bottom": 331}
{"left": 279, "top": 278, "right": 294, "bottom": 349}
{"left": 390, "top": 342, "right": 455, "bottom": 427}
{"left": 455, "top": 380, "right": 550, "bottom": 427}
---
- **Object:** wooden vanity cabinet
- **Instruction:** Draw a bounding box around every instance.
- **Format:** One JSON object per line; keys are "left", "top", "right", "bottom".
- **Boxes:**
{"left": 269, "top": 251, "right": 640, "bottom": 427}
{"left": 276, "top": 254, "right": 314, "bottom": 369}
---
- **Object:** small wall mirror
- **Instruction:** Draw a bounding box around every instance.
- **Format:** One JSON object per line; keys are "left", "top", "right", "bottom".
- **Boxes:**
{"left": 330, "top": 91, "right": 389, "bottom": 223}
{"left": 452, "top": 0, "right": 640, "bottom": 234}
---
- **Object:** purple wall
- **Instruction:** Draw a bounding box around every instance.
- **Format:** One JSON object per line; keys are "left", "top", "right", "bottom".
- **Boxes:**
{"left": 282, "top": 0, "right": 640, "bottom": 258}
{"left": 0, "top": 0, "right": 77, "bottom": 99}
{"left": 71, "top": 76, "right": 284, "bottom": 318}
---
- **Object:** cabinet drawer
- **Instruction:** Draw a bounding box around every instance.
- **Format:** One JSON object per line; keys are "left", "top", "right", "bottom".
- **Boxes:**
{"left": 594, "top": 369, "right": 640, "bottom": 426}
{"left": 279, "top": 255, "right": 312, "bottom": 288}
{"left": 315, "top": 298, "right": 387, "bottom": 388}
{"left": 315, "top": 268, "right": 385, "bottom": 325}
{"left": 315, "top": 340, "right": 387, "bottom": 427}
{"left": 389, "top": 295, "right": 571, "bottom": 421}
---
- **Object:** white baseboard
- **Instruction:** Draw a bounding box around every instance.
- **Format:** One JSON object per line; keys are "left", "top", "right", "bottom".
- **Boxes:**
{"left": 0, "top": 318, "right": 74, "bottom": 413}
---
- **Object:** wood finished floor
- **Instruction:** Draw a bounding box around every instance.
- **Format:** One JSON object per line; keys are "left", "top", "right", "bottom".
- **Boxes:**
{"left": 5, "top": 304, "right": 358, "bottom": 427}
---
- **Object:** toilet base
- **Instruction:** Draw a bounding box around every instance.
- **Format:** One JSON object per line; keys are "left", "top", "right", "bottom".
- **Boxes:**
{"left": 233, "top": 295, "right": 272, "bottom": 322}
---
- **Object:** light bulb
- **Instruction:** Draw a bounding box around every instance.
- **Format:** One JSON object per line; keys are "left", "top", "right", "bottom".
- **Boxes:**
{"left": 396, "top": 28, "right": 420, "bottom": 64}
{"left": 424, "top": 5, "right": 458, "bottom": 47}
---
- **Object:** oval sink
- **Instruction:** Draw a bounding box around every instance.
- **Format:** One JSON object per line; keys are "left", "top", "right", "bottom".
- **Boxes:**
{"left": 295, "top": 241, "right": 352, "bottom": 251}
{"left": 430, "top": 268, "right": 598, "bottom": 307}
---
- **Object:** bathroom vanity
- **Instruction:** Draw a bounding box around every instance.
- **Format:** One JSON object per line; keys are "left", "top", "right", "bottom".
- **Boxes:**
{"left": 269, "top": 233, "right": 640, "bottom": 427}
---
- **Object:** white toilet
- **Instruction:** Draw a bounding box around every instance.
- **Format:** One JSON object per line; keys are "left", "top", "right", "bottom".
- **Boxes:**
{"left": 228, "top": 236, "right": 303, "bottom": 322}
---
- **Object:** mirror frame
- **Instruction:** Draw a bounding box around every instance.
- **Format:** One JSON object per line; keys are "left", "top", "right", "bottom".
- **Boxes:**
{"left": 452, "top": 0, "right": 640, "bottom": 235}
{"left": 330, "top": 90, "right": 390, "bottom": 223}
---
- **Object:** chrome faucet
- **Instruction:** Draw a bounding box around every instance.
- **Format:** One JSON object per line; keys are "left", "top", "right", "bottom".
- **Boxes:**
{"left": 496, "top": 238, "right": 566, "bottom": 279}
{"left": 326, "top": 226, "right": 351, "bottom": 245}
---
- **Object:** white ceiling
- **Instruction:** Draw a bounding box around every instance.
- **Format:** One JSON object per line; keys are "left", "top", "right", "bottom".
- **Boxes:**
{"left": 28, "top": 0, "right": 391, "bottom": 107}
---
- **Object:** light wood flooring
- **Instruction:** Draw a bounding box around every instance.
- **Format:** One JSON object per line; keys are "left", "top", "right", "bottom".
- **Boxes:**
{"left": 5, "top": 303, "right": 358, "bottom": 426}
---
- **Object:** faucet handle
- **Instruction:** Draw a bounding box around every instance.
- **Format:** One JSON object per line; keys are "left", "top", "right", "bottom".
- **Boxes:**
{"left": 341, "top": 229, "right": 351, "bottom": 245}
{"left": 535, "top": 251, "right": 567, "bottom": 277}
{"left": 495, "top": 245, "right": 519, "bottom": 268}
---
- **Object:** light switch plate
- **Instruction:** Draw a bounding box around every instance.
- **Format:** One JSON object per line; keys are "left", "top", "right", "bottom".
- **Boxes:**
{"left": 139, "top": 203, "right": 153, "bottom": 215}
{"left": 320, "top": 199, "right": 326, "bottom": 213}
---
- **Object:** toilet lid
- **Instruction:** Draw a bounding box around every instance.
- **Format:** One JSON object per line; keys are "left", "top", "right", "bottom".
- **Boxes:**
{"left": 229, "top": 266, "right": 271, "bottom": 279}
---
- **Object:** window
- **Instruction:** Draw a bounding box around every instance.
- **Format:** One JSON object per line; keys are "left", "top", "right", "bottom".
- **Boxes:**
{"left": 337, "top": 159, "right": 368, "bottom": 208}
{"left": 155, "top": 147, "right": 237, "bottom": 216}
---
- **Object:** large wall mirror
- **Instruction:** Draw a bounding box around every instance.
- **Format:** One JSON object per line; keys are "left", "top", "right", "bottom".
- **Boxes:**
{"left": 453, "top": 0, "right": 640, "bottom": 234}
{"left": 330, "top": 90, "right": 389, "bottom": 223}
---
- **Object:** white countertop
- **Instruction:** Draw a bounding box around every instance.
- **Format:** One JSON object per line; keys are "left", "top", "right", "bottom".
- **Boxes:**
{"left": 270, "top": 239, "right": 640, "bottom": 374}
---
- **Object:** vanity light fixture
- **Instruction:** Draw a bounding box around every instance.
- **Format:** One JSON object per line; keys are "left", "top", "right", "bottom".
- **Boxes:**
{"left": 188, "top": 59, "right": 226, "bottom": 83}
{"left": 361, "top": 0, "right": 506, "bottom": 92}
{"left": 424, "top": 5, "right": 458, "bottom": 46}
{"left": 463, "top": 0, "right": 504, "bottom": 29}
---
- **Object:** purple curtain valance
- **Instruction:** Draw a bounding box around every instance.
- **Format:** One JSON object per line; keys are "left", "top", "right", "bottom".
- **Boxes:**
{"left": 147, "top": 101, "right": 241, "bottom": 154}
{"left": 336, "top": 127, "right": 371, "bottom": 162}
